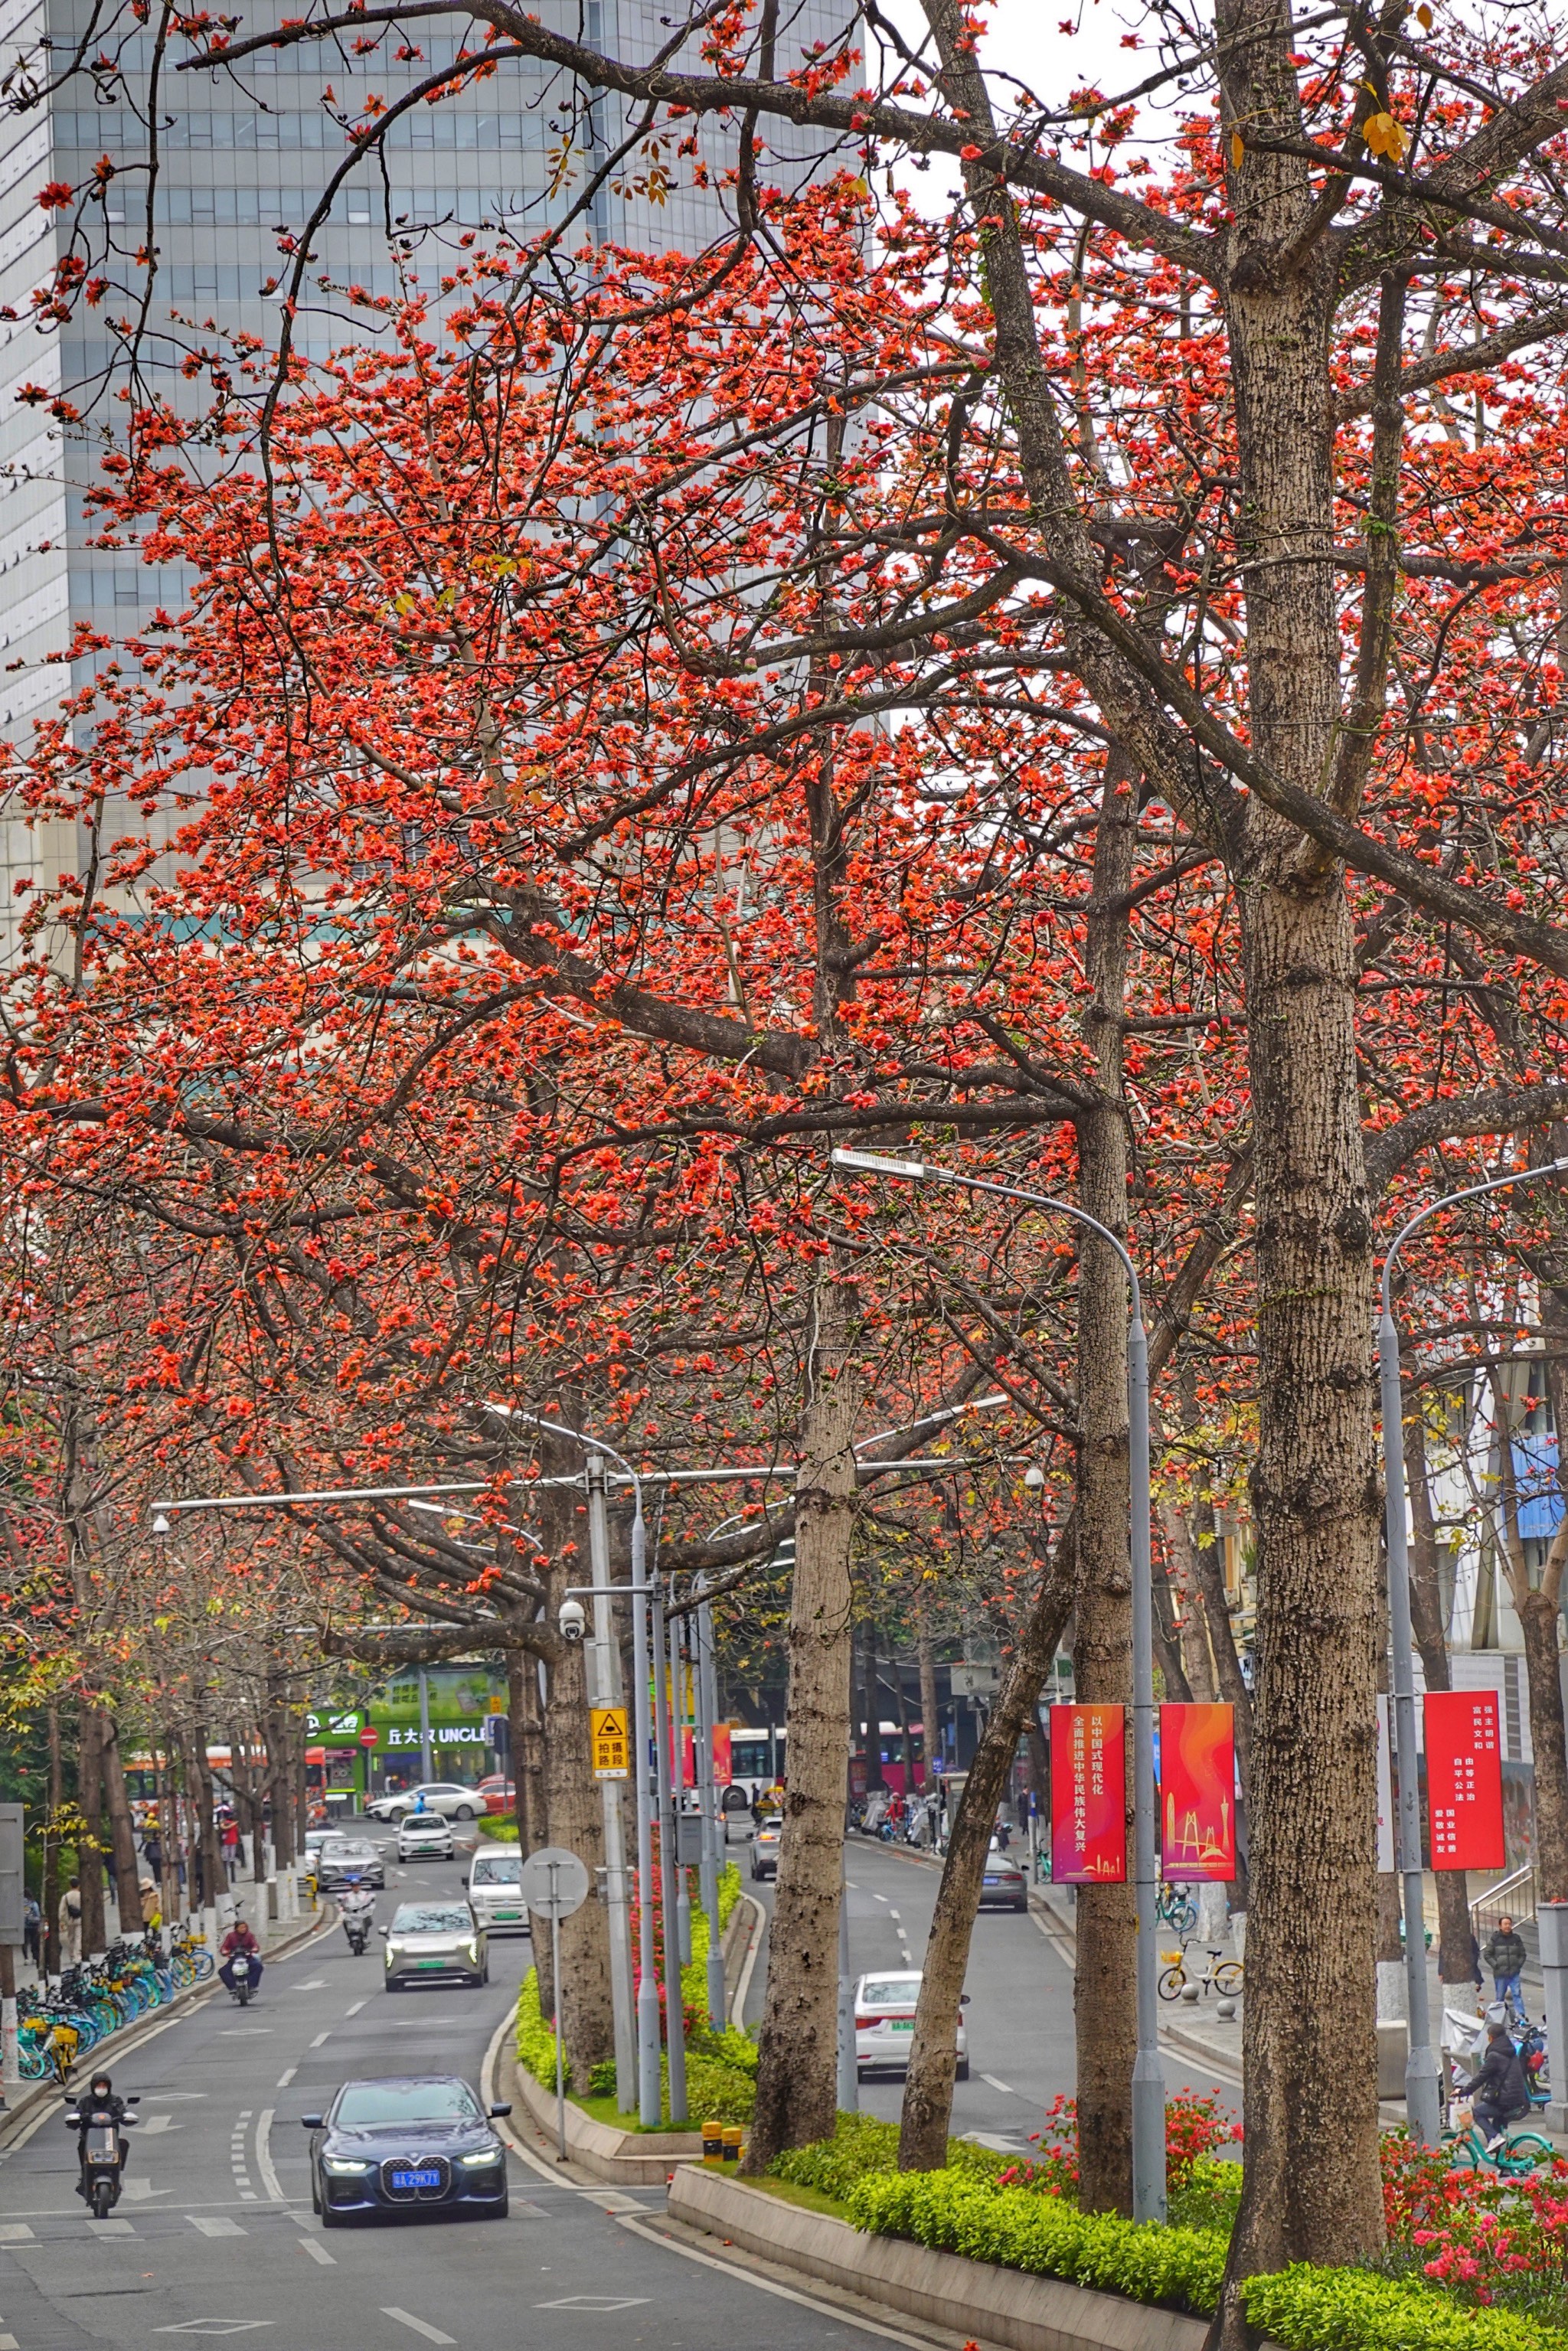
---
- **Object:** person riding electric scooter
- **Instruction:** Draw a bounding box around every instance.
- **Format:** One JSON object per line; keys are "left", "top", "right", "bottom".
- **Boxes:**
{"left": 64, "top": 2069, "right": 139, "bottom": 2217}
{"left": 338, "top": 1871, "right": 377, "bottom": 1955}
{"left": 219, "top": 1915, "right": 264, "bottom": 2003}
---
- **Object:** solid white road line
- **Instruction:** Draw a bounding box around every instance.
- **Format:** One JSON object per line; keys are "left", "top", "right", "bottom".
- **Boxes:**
{"left": 298, "top": 2238, "right": 335, "bottom": 2266}
{"left": 382, "top": 2308, "right": 456, "bottom": 2344}
{"left": 256, "top": 2110, "right": 283, "bottom": 2204}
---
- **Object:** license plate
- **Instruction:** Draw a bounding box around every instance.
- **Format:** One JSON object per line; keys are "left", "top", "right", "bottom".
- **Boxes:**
{"left": 390, "top": 2168, "right": 441, "bottom": 2189}
{"left": 983, "top": 1876, "right": 999, "bottom": 1886}
{"left": 492, "top": 1909, "right": 521, "bottom": 1921}
{"left": 890, "top": 2019, "right": 914, "bottom": 2033}
{"left": 417, "top": 1958, "right": 449, "bottom": 1968}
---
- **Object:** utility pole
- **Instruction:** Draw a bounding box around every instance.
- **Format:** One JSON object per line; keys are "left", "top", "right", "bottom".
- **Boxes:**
{"left": 586, "top": 1454, "right": 636, "bottom": 2105}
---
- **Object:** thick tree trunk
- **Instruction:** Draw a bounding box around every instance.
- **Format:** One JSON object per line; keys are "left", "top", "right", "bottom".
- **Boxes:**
{"left": 899, "top": 1525, "right": 1076, "bottom": 2167}
{"left": 743, "top": 1264, "right": 859, "bottom": 2172}
{"left": 42, "top": 1706, "right": 61, "bottom": 1980}
{"left": 1217, "top": 247, "right": 1384, "bottom": 2315}
{"left": 1520, "top": 1590, "right": 1568, "bottom": 1902}
{"left": 507, "top": 1654, "right": 543, "bottom": 1853}
{"left": 191, "top": 1725, "right": 227, "bottom": 1906}
{"left": 918, "top": 1623, "right": 940, "bottom": 1788}
{"left": 531, "top": 1464, "right": 612, "bottom": 2084}
{"left": 265, "top": 1695, "right": 292, "bottom": 1869}
{"left": 862, "top": 1622, "right": 886, "bottom": 1791}
{"left": 1073, "top": 757, "right": 1137, "bottom": 2217}
{"left": 1403, "top": 1410, "right": 1478, "bottom": 1984}
{"left": 96, "top": 1713, "right": 142, "bottom": 1932}
{"left": 77, "top": 1708, "right": 106, "bottom": 1955}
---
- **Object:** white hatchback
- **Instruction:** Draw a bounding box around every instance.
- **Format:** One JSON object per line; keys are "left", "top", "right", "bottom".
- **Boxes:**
{"left": 854, "top": 1971, "right": 969, "bottom": 2080}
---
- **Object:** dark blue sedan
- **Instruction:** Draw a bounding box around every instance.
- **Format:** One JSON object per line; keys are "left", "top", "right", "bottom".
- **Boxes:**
{"left": 302, "top": 2075, "right": 511, "bottom": 2225}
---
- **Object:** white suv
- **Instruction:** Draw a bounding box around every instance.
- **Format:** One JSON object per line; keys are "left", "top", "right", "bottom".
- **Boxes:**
{"left": 368, "top": 1781, "right": 482, "bottom": 1823}
{"left": 397, "top": 1811, "right": 457, "bottom": 1863}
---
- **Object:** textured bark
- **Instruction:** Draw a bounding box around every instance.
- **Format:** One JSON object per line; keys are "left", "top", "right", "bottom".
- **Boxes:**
{"left": 900, "top": 1525, "right": 1076, "bottom": 2167}
{"left": 77, "top": 1709, "right": 106, "bottom": 1955}
{"left": 1486, "top": 1361, "right": 1568, "bottom": 1904}
{"left": 191, "top": 1724, "right": 227, "bottom": 1905}
{"left": 1217, "top": 246, "right": 1385, "bottom": 2329}
{"left": 743, "top": 1263, "right": 859, "bottom": 2171}
{"left": 1160, "top": 1492, "right": 1217, "bottom": 1705}
{"left": 862, "top": 1622, "right": 886, "bottom": 1790}
{"left": 534, "top": 1467, "right": 612, "bottom": 2082}
{"left": 42, "top": 1707, "right": 61, "bottom": 1979}
{"left": 1403, "top": 1410, "right": 1479, "bottom": 1984}
{"left": 96, "top": 1714, "right": 142, "bottom": 1931}
{"left": 508, "top": 1655, "right": 543, "bottom": 1854}
{"left": 918, "top": 1622, "right": 940, "bottom": 1789}
{"left": 1073, "top": 758, "right": 1138, "bottom": 2216}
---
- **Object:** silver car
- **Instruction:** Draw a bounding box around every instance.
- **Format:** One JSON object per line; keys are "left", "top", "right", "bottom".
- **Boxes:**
{"left": 381, "top": 1900, "right": 488, "bottom": 1992}
{"left": 978, "top": 1837, "right": 1028, "bottom": 1912}
{"left": 466, "top": 1848, "right": 528, "bottom": 1937}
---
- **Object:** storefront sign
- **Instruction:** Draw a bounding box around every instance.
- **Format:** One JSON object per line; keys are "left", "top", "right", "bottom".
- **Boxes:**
{"left": 1159, "top": 1703, "right": 1236, "bottom": 1882}
{"left": 1050, "top": 1703, "right": 1126, "bottom": 1883}
{"left": 1426, "top": 1689, "right": 1505, "bottom": 1870}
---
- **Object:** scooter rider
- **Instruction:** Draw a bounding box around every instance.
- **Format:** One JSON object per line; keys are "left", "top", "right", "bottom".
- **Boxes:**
{"left": 66, "top": 2069, "right": 132, "bottom": 2205}
{"left": 219, "top": 1915, "right": 264, "bottom": 1996}
{"left": 338, "top": 1872, "right": 377, "bottom": 1950}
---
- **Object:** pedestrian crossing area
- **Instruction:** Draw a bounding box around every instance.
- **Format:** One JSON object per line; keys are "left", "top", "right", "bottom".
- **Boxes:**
{"left": 0, "top": 2207, "right": 311, "bottom": 2244}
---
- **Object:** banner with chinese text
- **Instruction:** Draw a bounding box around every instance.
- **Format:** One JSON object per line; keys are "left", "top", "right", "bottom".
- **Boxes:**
{"left": 1050, "top": 1704, "right": 1126, "bottom": 1882}
{"left": 1159, "top": 1703, "right": 1236, "bottom": 1881}
{"left": 1426, "top": 1689, "right": 1505, "bottom": 1871}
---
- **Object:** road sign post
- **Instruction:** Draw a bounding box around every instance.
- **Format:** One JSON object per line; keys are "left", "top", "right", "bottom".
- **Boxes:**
{"left": 518, "top": 1847, "right": 590, "bottom": 2162}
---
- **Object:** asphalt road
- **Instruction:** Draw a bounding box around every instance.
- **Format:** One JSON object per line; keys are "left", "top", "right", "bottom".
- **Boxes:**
{"left": 742, "top": 1833, "right": 1242, "bottom": 2151}
{"left": 0, "top": 1825, "right": 902, "bottom": 2351}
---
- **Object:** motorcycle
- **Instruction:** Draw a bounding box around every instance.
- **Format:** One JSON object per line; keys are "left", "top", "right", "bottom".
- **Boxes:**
{"left": 338, "top": 1874, "right": 377, "bottom": 1956}
{"left": 227, "top": 1948, "right": 259, "bottom": 2007}
{"left": 65, "top": 2092, "right": 139, "bottom": 2218}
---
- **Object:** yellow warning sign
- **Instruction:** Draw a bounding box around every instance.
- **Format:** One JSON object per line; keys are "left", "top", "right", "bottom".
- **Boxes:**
{"left": 591, "top": 1706, "right": 630, "bottom": 1780}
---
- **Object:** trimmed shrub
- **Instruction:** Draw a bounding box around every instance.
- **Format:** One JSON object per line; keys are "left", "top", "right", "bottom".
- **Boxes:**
{"left": 1243, "top": 2264, "right": 1568, "bottom": 2351}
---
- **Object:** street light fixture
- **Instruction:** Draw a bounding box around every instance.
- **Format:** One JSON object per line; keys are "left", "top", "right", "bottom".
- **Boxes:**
{"left": 1378, "top": 1152, "right": 1568, "bottom": 2148}
{"left": 831, "top": 1146, "right": 1166, "bottom": 2224}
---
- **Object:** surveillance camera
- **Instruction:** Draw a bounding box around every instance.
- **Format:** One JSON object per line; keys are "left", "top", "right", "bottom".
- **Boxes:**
{"left": 559, "top": 1597, "right": 586, "bottom": 1644}
{"left": 1022, "top": 1466, "right": 1047, "bottom": 1491}
{"left": 150, "top": 1511, "right": 172, "bottom": 1536}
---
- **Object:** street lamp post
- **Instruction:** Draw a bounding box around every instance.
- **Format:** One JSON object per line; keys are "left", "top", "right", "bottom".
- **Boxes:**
{"left": 694, "top": 1592, "right": 727, "bottom": 2029}
{"left": 832, "top": 1147, "right": 1166, "bottom": 2224}
{"left": 1377, "top": 1154, "right": 1568, "bottom": 2147}
{"left": 585, "top": 1453, "right": 638, "bottom": 2110}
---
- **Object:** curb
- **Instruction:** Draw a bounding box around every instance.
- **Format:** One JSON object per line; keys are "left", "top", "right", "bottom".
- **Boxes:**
{"left": 0, "top": 1901, "right": 336, "bottom": 2149}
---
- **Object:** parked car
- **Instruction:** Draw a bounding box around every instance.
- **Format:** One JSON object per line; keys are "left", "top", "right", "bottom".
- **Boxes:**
{"left": 978, "top": 1838, "right": 1028, "bottom": 1913}
{"left": 367, "top": 1781, "right": 483, "bottom": 1824}
{"left": 304, "top": 2074, "right": 511, "bottom": 2222}
{"left": 750, "top": 1815, "right": 783, "bottom": 1881}
{"left": 381, "top": 1900, "right": 487, "bottom": 1991}
{"left": 475, "top": 1775, "right": 515, "bottom": 1818}
{"left": 397, "top": 1812, "right": 456, "bottom": 1863}
{"left": 466, "top": 1847, "right": 528, "bottom": 1936}
{"left": 315, "top": 1836, "right": 386, "bottom": 1891}
{"left": 854, "top": 1971, "right": 969, "bottom": 2079}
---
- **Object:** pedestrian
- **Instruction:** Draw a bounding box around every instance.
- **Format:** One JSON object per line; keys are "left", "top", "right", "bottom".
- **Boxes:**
{"left": 1460, "top": 2020, "right": 1530, "bottom": 2150}
{"left": 142, "top": 1827, "right": 162, "bottom": 1881}
{"left": 221, "top": 1815, "right": 240, "bottom": 1875}
{"left": 1481, "top": 1915, "right": 1527, "bottom": 2017}
{"left": 21, "top": 1895, "right": 40, "bottom": 1970}
{"left": 57, "top": 1879, "right": 82, "bottom": 1967}
{"left": 138, "top": 1876, "right": 160, "bottom": 1931}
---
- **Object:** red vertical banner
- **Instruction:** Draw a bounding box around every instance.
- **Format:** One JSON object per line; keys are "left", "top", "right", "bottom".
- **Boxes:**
{"left": 680, "top": 1728, "right": 733, "bottom": 1788}
{"left": 1426, "top": 1690, "right": 1505, "bottom": 1870}
{"left": 1160, "top": 1703, "right": 1236, "bottom": 1882}
{"left": 1050, "top": 1704, "right": 1126, "bottom": 1882}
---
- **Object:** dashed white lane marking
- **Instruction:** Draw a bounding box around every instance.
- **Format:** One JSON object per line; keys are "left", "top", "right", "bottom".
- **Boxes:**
{"left": 275, "top": 2069, "right": 296, "bottom": 2090}
{"left": 0, "top": 2327, "right": 18, "bottom": 2346}
{"left": 87, "top": 2217, "right": 135, "bottom": 2235}
{"left": 309, "top": 2033, "right": 330, "bottom": 2049}
{"left": 299, "top": 2237, "right": 335, "bottom": 2266}
{"left": 382, "top": 2310, "right": 456, "bottom": 2345}
{"left": 887, "top": 1909, "right": 900, "bottom": 1920}
{"left": 0, "top": 2225, "right": 33, "bottom": 2242}
{"left": 189, "top": 2215, "right": 245, "bottom": 2237}
{"left": 345, "top": 2000, "right": 367, "bottom": 2016}
{"left": 980, "top": 2075, "right": 1017, "bottom": 2095}
{"left": 872, "top": 1892, "right": 888, "bottom": 1903}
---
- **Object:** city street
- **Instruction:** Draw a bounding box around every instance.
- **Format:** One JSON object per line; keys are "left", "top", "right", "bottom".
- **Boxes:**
{"left": 0, "top": 1827, "right": 913, "bottom": 2351}
{"left": 743, "top": 1834, "right": 1242, "bottom": 2146}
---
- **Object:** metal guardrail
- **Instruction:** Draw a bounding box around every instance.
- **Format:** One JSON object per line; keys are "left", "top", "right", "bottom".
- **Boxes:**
{"left": 1471, "top": 1861, "right": 1536, "bottom": 1939}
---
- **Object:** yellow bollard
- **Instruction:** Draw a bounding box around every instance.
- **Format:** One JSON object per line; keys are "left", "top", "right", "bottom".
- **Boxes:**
{"left": 701, "top": 2118, "right": 724, "bottom": 2160}
{"left": 720, "top": 2125, "right": 743, "bottom": 2163}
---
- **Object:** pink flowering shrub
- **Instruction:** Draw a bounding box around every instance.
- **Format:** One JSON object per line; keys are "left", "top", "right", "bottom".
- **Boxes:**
{"left": 1380, "top": 2133, "right": 1568, "bottom": 2325}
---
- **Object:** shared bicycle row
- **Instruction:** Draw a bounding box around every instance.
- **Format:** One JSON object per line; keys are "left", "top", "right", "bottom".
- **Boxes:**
{"left": 12, "top": 1926, "right": 213, "bottom": 2082}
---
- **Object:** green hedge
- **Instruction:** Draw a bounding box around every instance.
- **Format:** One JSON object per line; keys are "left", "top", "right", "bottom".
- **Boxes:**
{"left": 822, "top": 2148, "right": 1568, "bottom": 2351}
{"left": 845, "top": 2168, "right": 1227, "bottom": 2317}
{"left": 1243, "top": 2266, "right": 1568, "bottom": 2351}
